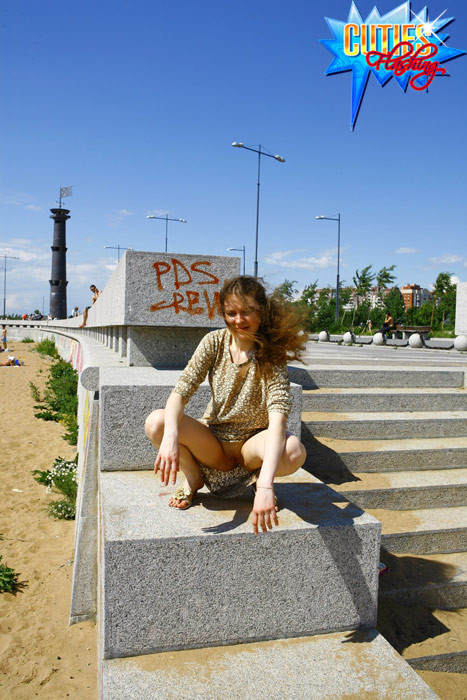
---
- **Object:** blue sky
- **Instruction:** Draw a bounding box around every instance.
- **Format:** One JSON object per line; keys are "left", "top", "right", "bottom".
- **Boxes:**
{"left": 1, "top": 0, "right": 466, "bottom": 314}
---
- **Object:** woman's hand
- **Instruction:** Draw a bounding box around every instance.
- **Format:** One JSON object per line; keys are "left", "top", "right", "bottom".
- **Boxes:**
{"left": 251, "top": 486, "right": 279, "bottom": 534}
{"left": 154, "top": 434, "right": 180, "bottom": 486}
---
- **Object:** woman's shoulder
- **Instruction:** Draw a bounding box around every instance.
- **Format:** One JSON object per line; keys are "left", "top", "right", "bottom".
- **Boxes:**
{"left": 199, "top": 328, "right": 227, "bottom": 352}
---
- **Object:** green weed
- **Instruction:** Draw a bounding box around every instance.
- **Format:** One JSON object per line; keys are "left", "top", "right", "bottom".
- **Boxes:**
{"left": 33, "top": 456, "right": 78, "bottom": 520}
{"left": 34, "top": 338, "right": 60, "bottom": 359}
{"left": 0, "top": 555, "right": 18, "bottom": 593}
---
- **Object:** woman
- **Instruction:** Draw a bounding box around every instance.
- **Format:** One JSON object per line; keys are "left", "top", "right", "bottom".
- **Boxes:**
{"left": 145, "top": 276, "right": 307, "bottom": 535}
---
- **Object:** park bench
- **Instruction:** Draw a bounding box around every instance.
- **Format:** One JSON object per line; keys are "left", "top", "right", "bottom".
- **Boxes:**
{"left": 390, "top": 325, "right": 431, "bottom": 340}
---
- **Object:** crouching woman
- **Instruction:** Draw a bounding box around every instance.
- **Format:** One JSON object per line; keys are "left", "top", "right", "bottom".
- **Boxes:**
{"left": 145, "top": 275, "right": 307, "bottom": 534}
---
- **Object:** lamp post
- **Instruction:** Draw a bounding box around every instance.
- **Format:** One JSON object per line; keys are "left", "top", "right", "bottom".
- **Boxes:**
{"left": 146, "top": 214, "right": 187, "bottom": 253}
{"left": 316, "top": 214, "right": 341, "bottom": 323}
{"left": 2, "top": 253, "right": 20, "bottom": 318}
{"left": 104, "top": 245, "right": 133, "bottom": 263}
{"left": 232, "top": 142, "right": 285, "bottom": 278}
{"left": 227, "top": 246, "right": 246, "bottom": 275}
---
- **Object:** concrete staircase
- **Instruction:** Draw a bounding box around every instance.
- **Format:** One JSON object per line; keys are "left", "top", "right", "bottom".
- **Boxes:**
{"left": 300, "top": 345, "right": 467, "bottom": 677}
{"left": 96, "top": 342, "right": 467, "bottom": 698}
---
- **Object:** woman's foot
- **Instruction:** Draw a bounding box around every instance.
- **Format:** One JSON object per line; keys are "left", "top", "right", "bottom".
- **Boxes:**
{"left": 169, "top": 478, "right": 204, "bottom": 510}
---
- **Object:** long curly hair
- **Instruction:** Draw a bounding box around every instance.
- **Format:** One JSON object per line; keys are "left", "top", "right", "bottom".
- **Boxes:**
{"left": 219, "top": 276, "right": 307, "bottom": 377}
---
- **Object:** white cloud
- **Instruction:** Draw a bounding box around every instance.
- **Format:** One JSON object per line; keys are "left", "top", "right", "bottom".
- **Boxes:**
{"left": 146, "top": 209, "right": 170, "bottom": 217}
{"left": 394, "top": 247, "right": 418, "bottom": 254}
{"left": 116, "top": 208, "right": 132, "bottom": 216}
{"left": 429, "top": 254, "right": 463, "bottom": 264}
{"left": 264, "top": 249, "right": 336, "bottom": 270}
{"left": 0, "top": 191, "right": 42, "bottom": 211}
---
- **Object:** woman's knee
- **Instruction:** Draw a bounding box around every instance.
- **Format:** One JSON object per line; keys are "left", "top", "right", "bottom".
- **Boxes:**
{"left": 285, "top": 435, "right": 306, "bottom": 470}
{"left": 145, "top": 409, "right": 165, "bottom": 443}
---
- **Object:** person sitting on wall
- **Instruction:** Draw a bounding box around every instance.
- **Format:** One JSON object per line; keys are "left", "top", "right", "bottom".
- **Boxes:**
{"left": 79, "top": 285, "right": 101, "bottom": 328}
{"left": 145, "top": 275, "right": 307, "bottom": 535}
{"left": 380, "top": 312, "right": 396, "bottom": 338}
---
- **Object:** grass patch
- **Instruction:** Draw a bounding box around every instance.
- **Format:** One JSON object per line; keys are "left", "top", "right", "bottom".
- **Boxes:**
{"left": 21, "top": 337, "right": 35, "bottom": 343}
{"left": 34, "top": 337, "right": 60, "bottom": 359}
{"left": 0, "top": 554, "right": 19, "bottom": 593}
{"left": 32, "top": 342, "right": 78, "bottom": 445}
{"left": 33, "top": 456, "right": 78, "bottom": 520}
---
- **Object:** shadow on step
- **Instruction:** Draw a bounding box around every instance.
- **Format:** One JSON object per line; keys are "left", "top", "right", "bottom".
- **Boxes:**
{"left": 377, "top": 548, "right": 457, "bottom": 654}
{"left": 379, "top": 549, "right": 458, "bottom": 594}
{"left": 377, "top": 599, "right": 450, "bottom": 654}
{"left": 301, "top": 423, "right": 360, "bottom": 485}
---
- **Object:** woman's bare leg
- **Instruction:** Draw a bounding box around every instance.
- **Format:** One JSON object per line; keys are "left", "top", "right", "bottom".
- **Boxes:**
{"left": 240, "top": 430, "right": 306, "bottom": 476}
{"left": 145, "top": 409, "right": 232, "bottom": 508}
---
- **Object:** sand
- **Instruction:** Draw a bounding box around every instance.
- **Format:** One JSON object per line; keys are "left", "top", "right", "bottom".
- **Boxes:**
{"left": 0, "top": 341, "right": 97, "bottom": 699}
{"left": 0, "top": 340, "right": 465, "bottom": 699}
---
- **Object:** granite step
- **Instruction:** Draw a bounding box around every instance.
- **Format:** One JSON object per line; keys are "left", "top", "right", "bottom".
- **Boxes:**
{"left": 302, "top": 436, "right": 467, "bottom": 477}
{"left": 101, "top": 629, "right": 440, "bottom": 700}
{"left": 378, "top": 551, "right": 467, "bottom": 609}
{"left": 99, "top": 469, "right": 380, "bottom": 659}
{"left": 288, "top": 364, "right": 465, "bottom": 389}
{"left": 302, "top": 387, "right": 467, "bottom": 412}
{"left": 335, "top": 469, "right": 467, "bottom": 510}
{"left": 402, "top": 608, "right": 467, "bottom": 674}
{"left": 302, "top": 410, "right": 467, "bottom": 440}
{"left": 371, "top": 505, "right": 467, "bottom": 554}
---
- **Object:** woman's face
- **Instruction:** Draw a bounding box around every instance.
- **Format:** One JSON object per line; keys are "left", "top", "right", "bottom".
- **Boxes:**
{"left": 223, "top": 294, "right": 262, "bottom": 336}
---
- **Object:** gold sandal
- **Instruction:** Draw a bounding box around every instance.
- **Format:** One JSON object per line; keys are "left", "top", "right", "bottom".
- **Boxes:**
{"left": 171, "top": 486, "right": 196, "bottom": 510}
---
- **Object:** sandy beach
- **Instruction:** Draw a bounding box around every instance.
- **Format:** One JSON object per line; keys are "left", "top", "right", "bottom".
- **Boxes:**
{"left": 0, "top": 340, "right": 465, "bottom": 699}
{"left": 0, "top": 341, "right": 97, "bottom": 699}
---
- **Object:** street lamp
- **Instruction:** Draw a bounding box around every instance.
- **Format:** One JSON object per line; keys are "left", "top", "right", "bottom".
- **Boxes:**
{"left": 1, "top": 253, "right": 20, "bottom": 318}
{"left": 232, "top": 142, "right": 285, "bottom": 278}
{"left": 146, "top": 214, "right": 187, "bottom": 253}
{"left": 227, "top": 246, "right": 246, "bottom": 275}
{"left": 104, "top": 245, "right": 133, "bottom": 263}
{"left": 316, "top": 214, "right": 341, "bottom": 323}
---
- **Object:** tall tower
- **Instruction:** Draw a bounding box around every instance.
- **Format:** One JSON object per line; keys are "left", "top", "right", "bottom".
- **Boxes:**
{"left": 49, "top": 207, "right": 70, "bottom": 319}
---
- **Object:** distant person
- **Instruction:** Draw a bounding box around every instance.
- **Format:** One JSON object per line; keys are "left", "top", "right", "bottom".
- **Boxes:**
{"left": 380, "top": 312, "right": 396, "bottom": 338}
{"left": 0, "top": 355, "right": 21, "bottom": 366}
{"left": 72, "top": 306, "right": 80, "bottom": 317}
{"left": 1, "top": 325, "right": 7, "bottom": 350}
{"left": 79, "top": 285, "right": 101, "bottom": 328}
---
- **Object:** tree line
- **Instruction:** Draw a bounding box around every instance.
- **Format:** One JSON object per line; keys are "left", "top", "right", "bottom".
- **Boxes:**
{"left": 274, "top": 267, "right": 457, "bottom": 336}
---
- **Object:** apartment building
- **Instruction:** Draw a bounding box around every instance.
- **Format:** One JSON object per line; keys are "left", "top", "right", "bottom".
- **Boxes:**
{"left": 401, "top": 284, "right": 431, "bottom": 310}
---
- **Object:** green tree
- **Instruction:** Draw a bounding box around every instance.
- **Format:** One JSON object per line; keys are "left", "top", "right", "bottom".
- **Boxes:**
{"left": 384, "top": 287, "right": 406, "bottom": 324}
{"left": 376, "top": 265, "right": 397, "bottom": 292}
{"left": 352, "top": 266, "right": 374, "bottom": 326}
{"left": 274, "top": 279, "right": 298, "bottom": 302}
{"left": 432, "top": 272, "right": 456, "bottom": 329}
{"left": 300, "top": 281, "right": 318, "bottom": 307}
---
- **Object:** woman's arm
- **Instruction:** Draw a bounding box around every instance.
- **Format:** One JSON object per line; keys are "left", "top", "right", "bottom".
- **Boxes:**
{"left": 252, "top": 411, "right": 287, "bottom": 534}
{"left": 154, "top": 391, "right": 188, "bottom": 486}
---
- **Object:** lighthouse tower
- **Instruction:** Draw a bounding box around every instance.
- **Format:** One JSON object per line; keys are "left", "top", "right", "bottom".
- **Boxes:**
{"left": 49, "top": 207, "right": 70, "bottom": 319}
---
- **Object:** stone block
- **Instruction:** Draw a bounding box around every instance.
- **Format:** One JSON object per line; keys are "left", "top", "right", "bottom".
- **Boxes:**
{"left": 100, "top": 469, "right": 381, "bottom": 659}
{"left": 70, "top": 390, "right": 99, "bottom": 622}
{"left": 101, "top": 630, "right": 439, "bottom": 700}
{"left": 98, "top": 367, "right": 302, "bottom": 470}
{"left": 455, "top": 282, "right": 467, "bottom": 335}
{"left": 126, "top": 326, "right": 208, "bottom": 368}
{"left": 86, "top": 250, "right": 240, "bottom": 328}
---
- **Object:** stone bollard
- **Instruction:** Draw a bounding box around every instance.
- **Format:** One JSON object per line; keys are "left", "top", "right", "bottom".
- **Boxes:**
{"left": 409, "top": 333, "right": 424, "bottom": 348}
{"left": 454, "top": 335, "right": 467, "bottom": 351}
{"left": 318, "top": 330, "right": 330, "bottom": 342}
{"left": 343, "top": 331, "right": 355, "bottom": 344}
{"left": 372, "top": 332, "right": 385, "bottom": 346}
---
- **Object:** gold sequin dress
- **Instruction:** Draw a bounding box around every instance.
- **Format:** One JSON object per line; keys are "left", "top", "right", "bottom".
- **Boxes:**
{"left": 173, "top": 328, "right": 292, "bottom": 497}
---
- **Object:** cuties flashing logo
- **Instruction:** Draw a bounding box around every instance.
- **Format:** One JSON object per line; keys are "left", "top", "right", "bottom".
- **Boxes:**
{"left": 321, "top": 2, "right": 465, "bottom": 129}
